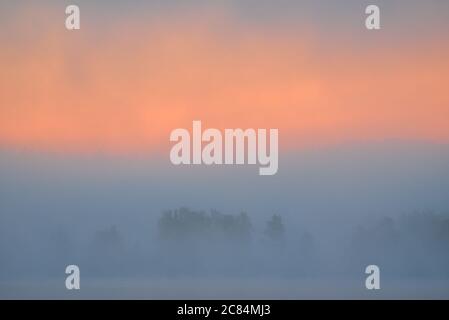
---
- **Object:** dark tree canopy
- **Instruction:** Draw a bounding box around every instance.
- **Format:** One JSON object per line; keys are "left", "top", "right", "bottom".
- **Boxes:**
{"left": 158, "top": 207, "right": 252, "bottom": 243}
{"left": 264, "top": 214, "right": 285, "bottom": 241}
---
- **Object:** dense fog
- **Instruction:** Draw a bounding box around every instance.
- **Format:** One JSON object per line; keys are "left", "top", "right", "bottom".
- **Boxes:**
{"left": 1, "top": 142, "right": 449, "bottom": 298}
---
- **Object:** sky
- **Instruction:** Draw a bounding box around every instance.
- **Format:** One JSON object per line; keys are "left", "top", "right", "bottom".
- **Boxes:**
{"left": 0, "top": 0, "right": 448, "bottom": 152}
{"left": 0, "top": 0, "right": 449, "bottom": 298}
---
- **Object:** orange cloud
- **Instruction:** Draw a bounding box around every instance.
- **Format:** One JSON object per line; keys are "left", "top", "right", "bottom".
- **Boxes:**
{"left": 1, "top": 4, "right": 448, "bottom": 153}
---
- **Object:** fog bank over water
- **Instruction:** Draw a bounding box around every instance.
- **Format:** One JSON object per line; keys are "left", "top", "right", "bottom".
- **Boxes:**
{"left": 1, "top": 141, "right": 449, "bottom": 298}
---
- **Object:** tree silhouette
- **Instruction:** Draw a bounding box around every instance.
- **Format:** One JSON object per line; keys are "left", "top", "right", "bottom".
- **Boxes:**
{"left": 157, "top": 207, "right": 252, "bottom": 243}
{"left": 92, "top": 225, "right": 124, "bottom": 254}
{"left": 264, "top": 214, "right": 285, "bottom": 241}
